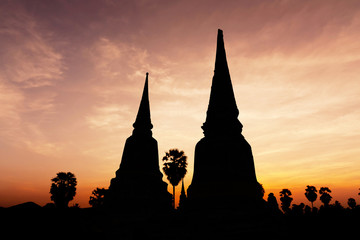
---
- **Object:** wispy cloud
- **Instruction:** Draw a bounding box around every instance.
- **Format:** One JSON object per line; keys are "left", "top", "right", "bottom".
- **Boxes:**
{"left": 86, "top": 104, "right": 132, "bottom": 131}
{"left": 0, "top": 4, "right": 63, "bottom": 154}
{"left": 0, "top": 7, "right": 63, "bottom": 88}
{"left": 0, "top": 81, "right": 23, "bottom": 142}
{"left": 87, "top": 37, "right": 149, "bottom": 82}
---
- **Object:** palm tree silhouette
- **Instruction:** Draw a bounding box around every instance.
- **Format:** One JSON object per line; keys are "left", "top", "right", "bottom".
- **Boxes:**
{"left": 162, "top": 149, "right": 187, "bottom": 208}
{"left": 305, "top": 185, "right": 317, "bottom": 209}
{"left": 319, "top": 187, "right": 332, "bottom": 207}
{"left": 279, "top": 188, "right": 293, "bottom": 214}
{"left": 50, "top": 172, "right": 77, "bottom": 208}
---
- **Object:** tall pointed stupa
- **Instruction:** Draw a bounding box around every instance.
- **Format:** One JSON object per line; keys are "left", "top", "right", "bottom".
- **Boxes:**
{"left": 105, "top": 73, "right": 172, "bottom": 212}
{"left": 187, "top": 30, "right": 263, "bottom": 212}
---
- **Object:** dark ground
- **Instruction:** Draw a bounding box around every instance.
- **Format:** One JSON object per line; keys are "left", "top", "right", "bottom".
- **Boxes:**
{"left": 1, "top": 205, "right": 359, "bottom": 239}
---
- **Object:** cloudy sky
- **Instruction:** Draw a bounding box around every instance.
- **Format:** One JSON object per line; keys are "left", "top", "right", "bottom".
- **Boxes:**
{"left": 1, "top": 0, "right": 360, "bottom": 207}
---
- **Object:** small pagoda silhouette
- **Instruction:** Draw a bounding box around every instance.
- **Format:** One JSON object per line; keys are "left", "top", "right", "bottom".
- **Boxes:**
{"left": 105, "top": 73, "right": 172, "bottom": 212}
{"left": 187, "top": 29, "right": 264, "bottom": 212}
{"left": 178, "top": 179, "right": 187, "bottom": 210}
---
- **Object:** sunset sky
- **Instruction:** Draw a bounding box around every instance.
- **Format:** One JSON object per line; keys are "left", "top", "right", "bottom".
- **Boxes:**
{"left": 1, "top": 0, "right": 360, "bottom": 208}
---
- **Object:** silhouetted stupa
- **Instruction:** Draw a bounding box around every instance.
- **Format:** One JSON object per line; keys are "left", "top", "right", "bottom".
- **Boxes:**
{"left": 187, "top": 29, "right": 264, "bottom": 212}
{"left": 105, "top": 73, "right": 172, "bottom": 212}
{"left": 178, "top": 179, "right": 187, "bottom": 210}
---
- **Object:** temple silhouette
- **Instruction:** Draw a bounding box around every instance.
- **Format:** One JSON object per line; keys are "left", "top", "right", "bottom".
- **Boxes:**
{"left": 105, "top": 29, "right": 264, "bottom": 214}
{"left": 105, "top": 73, "right": 172, "bottom": 212}
{"left": 187, "top": 29, "right": 264, "bottom": 212}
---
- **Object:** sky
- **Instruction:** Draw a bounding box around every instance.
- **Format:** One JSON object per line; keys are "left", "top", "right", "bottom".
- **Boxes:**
{"left": 1, "top": 0, "right": 360, "bottom": 208}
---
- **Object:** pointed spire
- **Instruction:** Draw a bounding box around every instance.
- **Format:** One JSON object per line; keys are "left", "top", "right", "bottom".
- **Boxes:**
{"left": 181, "top": 179, "right": 186, "bottom": 196}
{"left": 214, "top": 29, "right": 231, "bottom": 79}
{"left": 179, "top": 179, "right": 187, "bottom": 209}
{"left": 133, "top": 72, "right": 153, "bottom": 133}
{"left": 202, "top": 29, "right": 242, "bottom": 135}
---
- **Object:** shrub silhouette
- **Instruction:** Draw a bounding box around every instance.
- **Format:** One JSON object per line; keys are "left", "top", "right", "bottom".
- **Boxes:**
{"left": 291, "top": 203, "right": 305, "bottom": 216}
{"left": 347, "top": 198, "right": 356, "bottom": 209}
{"left": 162, "top": 149, "right": 187, "bottom": 208}
{"left": 50, "top": 172, "right": 77, "bottom": 208}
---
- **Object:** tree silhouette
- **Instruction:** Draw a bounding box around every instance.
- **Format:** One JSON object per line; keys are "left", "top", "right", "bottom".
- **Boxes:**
{"left": 319, "top": 187, "right": 332, "bottom": 207}
{"left": 291, "top": 203, "right": 305, "bottom": 216}
{"left": 347, "top": 198, "right": 356, "bottom": 209}
{"left": 50, "top": 172, "right": 77, "bottom": 208}
{"left": 305, "top": 185, "right": 317, "bottom": 209}
{"left": 162, "top": 149, "right": 187, "bottom": 208}
{"left": 279, "top": 189, "right": 293, "bottom": 214}
{"left": 89, "top": 188, "right": 107, "bottom": 208}
{"left": 333, "top": 200, "right": 344, "bottom": 213}
{"left": 267, "top": 193, "right": 280, "bottom": 214}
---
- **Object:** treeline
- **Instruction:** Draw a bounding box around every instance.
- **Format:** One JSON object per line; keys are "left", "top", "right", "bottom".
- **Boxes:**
{"left": 47, "top": 171, "right": 360, "bottom": 217}
{"left": 266, "top": 185, "right": 360, "bottom": 216}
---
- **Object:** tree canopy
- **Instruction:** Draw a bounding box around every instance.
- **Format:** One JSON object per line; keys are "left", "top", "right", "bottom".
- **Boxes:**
{"left": 279, "top": 189, "right": 293, "bottom": 214}
{"left": 319, "top": 187, "right": 332, "bottom": 207}
{"left": 305, "top": 185, "right": 317, "bottom": 208}
{"left": 162, "top": 149, "right": 187, "bottom": 208}
{"left": 89, "top": 187, "right": 107, "bottom": 208}
{"left": 50, "top": 172, "right": 77, "bottom": 208}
